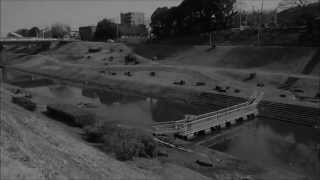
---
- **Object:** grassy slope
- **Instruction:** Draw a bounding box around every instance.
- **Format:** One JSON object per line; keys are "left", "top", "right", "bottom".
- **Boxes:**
{"left": 0, "top": 87, "right": 211, "bottom": 180}
{"left": 161, "top": 45, "right": 318, "bottom": 73}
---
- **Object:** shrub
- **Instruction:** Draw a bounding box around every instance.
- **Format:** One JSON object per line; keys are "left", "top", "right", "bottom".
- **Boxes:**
{"left": 84, "top": 122, "right": 157, "bottom": 161}
{"left": 83, "top": 125, "right": 104, "bottom": 142}
{"left": 124, "top": 54, "right": 138, "bottom": 65}
{"left": 88, "top": 47, "right": 102, "bottom": 53}
{"left": 150, "top": 72, "right": 156, "bottom": 76}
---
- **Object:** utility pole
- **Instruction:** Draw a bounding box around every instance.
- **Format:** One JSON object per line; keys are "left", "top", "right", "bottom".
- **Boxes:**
{"left": 116, "top": 23, "right": 119, "bottom": 40}
{"left": 209, "top": 14, "right": 216, "bottom": 49}
{"left": 258, "top": 0, "right": 264, "bottom": 46}
{"left": 240, "top": 10, "right": 242, "bottom": 29}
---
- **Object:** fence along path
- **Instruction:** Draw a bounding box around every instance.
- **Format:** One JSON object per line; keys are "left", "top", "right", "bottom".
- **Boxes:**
{"left": 153, "top": 92, "right": 264, "bottom": 139}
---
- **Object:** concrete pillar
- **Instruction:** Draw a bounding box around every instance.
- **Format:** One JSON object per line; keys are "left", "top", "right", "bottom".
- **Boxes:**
{"left": 204, "top": 128, "right": 211, "bottom": 135}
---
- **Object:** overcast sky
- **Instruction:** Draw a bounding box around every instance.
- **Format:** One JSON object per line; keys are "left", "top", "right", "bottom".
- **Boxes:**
{"left": 1, "top": 0, "right": 282, "bottom": 37}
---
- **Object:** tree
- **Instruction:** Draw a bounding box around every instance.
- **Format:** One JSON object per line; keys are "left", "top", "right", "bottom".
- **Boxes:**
{"left": 94, "top": 19, "right": 117, "bottom": 41}
{"left": 14, "top": 28, "right": 29, "bottom": 37}
{"left": 51, "top": 23, "right": 71, "bottom": 38}
{"left": 150, "top": 7, "right": 171, "bottom": 38}
{"left": 28, "top": 26, "right": 40, "bottom": 37}
{"left": 278, "top": 0, "right": 317, "bottom": 10}
{"left": 150, "top": 0, "right": 237, "bottom": 38}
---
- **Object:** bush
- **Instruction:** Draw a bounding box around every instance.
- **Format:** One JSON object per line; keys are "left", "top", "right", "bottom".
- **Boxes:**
{"left": 88, "top": 47, "right": 102, "bottom": 53}
{"left": 94, "top": 19, "right": 117, "bottom": 41}
{"left": 124, "top": 54, "right": 138, "bottom": 65}
{"left": 84, "top": 122, "right": 157, "bottom": 161}
{"left": 51, "top": 23, "right": 71, "bottom": 38}
{"left": 83, "top": 125, "right": 104, "bottom": 142}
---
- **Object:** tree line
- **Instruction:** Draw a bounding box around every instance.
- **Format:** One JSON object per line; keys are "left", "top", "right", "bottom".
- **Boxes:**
{"left": 150, "top": 0, "right": 237, "bottom": 38}
{"left": 94, "top": 19, "right": 148, "bottom": 41}
{"left": 12, "top": 23, "right": 71, "bottom": 39}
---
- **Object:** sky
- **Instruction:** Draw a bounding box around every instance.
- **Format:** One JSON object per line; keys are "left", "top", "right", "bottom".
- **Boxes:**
{"left": 1, "top": 0, "right": 283, "bottom": 37}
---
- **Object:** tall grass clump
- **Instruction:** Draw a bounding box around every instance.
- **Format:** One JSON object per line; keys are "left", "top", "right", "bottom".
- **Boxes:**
{"left": 84, "top": 122, "right": 157, "bottom": 161}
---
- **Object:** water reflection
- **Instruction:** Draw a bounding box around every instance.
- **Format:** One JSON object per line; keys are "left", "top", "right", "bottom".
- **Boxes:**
{"left": 211, "top": 119, "right": 320, "bottom": 179}
{"left": 150, "top": 100, "right": 212, "bottom": 122}
{"left": 30, "top": 85, "right": 211, "bottom": 123}
{"left": 82, "top": 88, "right": 143, "bottom": 105}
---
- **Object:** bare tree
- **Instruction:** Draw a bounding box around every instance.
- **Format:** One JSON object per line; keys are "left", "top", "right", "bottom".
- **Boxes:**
{"left": 50, "top": 23, "right": 71, "bottom": 38}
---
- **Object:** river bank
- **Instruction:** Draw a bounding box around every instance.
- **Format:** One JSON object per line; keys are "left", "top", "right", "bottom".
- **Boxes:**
{"left": 4, "top": 62, "right": 320, "bottom": 127}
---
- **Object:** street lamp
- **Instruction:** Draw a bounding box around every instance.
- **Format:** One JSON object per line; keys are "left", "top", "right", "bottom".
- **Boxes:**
{"left": 258, "top": 0, "right": 264, "bottom": 46}
{"left": 209, "top": 14, "right": 217, "bottom": 49}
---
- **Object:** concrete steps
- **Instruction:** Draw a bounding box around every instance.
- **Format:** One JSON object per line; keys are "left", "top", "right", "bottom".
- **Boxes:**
{"left": 259, "top": 101, "right": 320, "bottom": 126}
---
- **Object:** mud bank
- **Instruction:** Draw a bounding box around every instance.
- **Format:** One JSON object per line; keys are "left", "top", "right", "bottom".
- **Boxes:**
{"left": 3, "top": 65, "right": 320, "bottom": 127}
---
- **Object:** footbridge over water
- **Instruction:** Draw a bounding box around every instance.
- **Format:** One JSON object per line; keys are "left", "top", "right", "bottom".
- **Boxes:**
{"left": 153, "top": 93, "right": 264, "bottom": 140}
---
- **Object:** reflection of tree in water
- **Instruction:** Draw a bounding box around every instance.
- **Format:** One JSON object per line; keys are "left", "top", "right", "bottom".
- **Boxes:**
{"left": 81, "top": 88, "right": 143, "bottom": 105}
{"left": 267, "top": 137, "right": 320, "bottom": 178}
{"left": 150, "top": 99, "right": 211, "bottom": 122}
{"left": 82, "top": 88, "right": 99, "bottom": 99}
{"left": 259, "top": 118, "right": 320, "bottom": 146}
{"left": 49, "top": 85, "right": 74, "bottom": 99}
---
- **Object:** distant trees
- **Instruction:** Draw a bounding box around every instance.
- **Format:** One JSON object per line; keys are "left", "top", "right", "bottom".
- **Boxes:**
{"left": 150, "top": 7, "right": 170, "bottom": 38}
{"left": 12, "top": 23, "right": 70, "bottom": 38}
{"left": 12, "top": 26, "right": 40, "bottom": 37}
{"left": 28, "top": 26, "right": 40, "bottom": 37}
{"left": 94, "top": 19, "right": 117, "bottom": 41}
{"left": 278, "top": 0, "right": 317, "bottom": 9}
{"left": 50, "top": 23, "right": 71, "bottom": 38}
{"left": 278, "top": 1, "right": 319, "bottom": 26}
{"left": 150, "top": 0, "right": 237, "bottom": 38}
{"left": 14, "top": 28, "right": 29, "bottom": 37}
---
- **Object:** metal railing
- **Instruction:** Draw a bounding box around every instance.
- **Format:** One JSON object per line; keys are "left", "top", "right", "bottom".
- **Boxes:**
{"left": 153, "top": 92, "right": 263, "bottom": 135}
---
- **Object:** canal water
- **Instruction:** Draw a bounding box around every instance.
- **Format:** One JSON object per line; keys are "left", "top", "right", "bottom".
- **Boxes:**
{"left": 26, "top": 84, "right": 320, "bottom": 179}
{"left": 211, "top": 118, "right": 320, "bottom": 179}
{"left": 27, "top": 85, "right": 213, "bottom": 124}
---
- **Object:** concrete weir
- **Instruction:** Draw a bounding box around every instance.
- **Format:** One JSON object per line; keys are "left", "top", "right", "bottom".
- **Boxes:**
{"left": 152, "top": 93, "right": 263, "bottom": 140}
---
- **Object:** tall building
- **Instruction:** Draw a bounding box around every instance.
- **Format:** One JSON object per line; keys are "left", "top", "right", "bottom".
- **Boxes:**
{"left": 120, "top": 12, "right": 145, "bottom": 26}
